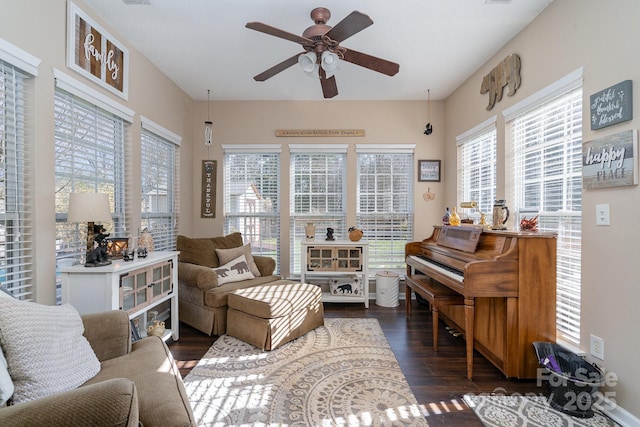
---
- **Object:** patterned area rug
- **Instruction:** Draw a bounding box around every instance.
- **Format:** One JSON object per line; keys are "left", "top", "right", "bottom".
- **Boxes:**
{"left": 184, "top": 318, "right": 428, "bottom": 426}
{"left": 463, "top": 394, "right": 619, "bottom": 427}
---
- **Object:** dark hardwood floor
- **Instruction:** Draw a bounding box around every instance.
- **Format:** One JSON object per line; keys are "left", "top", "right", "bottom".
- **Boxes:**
{"left": 168, "top": 299, "right": 547, "bottom": 426}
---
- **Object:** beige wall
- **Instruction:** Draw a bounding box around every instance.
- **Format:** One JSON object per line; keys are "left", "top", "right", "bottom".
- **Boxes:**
{"left": 0, "top": 0, "right": 195, "bottom": 303}
{"left": 190, "top": 100, "right": 445, "bottom": 276}
{"left": 3, "top": 0, "right": 639, "bottom": 417}
{"left": 444, "top": 0, "right": 640, "bottom": 415}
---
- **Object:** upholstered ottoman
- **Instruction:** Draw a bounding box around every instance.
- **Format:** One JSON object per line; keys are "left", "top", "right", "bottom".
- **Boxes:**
{"left": 226, "top": 282, "right": 324, "bottom": 350}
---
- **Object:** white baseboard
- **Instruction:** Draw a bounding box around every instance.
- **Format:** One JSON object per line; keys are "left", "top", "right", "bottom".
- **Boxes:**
{"left": 597, "top": 398, "right": 640, "bottom": 427}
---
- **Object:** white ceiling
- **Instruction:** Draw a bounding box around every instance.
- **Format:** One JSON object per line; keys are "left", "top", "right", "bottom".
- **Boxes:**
{"left": 82, "top": 0, "right": 553, "bottom": 101}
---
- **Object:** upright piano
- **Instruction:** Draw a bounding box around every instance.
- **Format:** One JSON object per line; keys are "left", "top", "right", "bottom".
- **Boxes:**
{"left": 406, "top": 225, "right": 557, "bottom": 379}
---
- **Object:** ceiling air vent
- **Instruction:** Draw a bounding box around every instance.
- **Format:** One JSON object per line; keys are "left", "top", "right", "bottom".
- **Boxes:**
{"left": 122, "top": 0, "right": 151, "bottom": 5}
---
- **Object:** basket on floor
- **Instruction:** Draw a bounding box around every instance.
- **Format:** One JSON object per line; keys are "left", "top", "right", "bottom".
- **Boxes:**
{"left": 533, "top": 341, "right": 604, "bottom": 418}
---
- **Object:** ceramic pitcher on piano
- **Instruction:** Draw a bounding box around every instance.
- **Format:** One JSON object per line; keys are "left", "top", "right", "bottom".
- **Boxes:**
{"left": 492, "top": 200, "right": 509, "bottom": 230}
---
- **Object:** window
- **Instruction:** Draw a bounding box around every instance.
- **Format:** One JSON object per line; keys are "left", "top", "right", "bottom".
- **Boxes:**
{"left": 0, "top": 59, "right": 33, "bottom": 299}
{"left": 141, "top": 117, "right": 180, "bottom": 251}
{"left": 290, "top": 145, "right": 347, "bottom": 275}
{"left": 356, "top": 145, "right": 414, "bottom": 273}
{"left": 54, "top": 80, "right": 129, "bottom": 272}
{"left": 505, "top": 69, "right": 583, "bottom": 345}
{"left": 457, "top": 118, "right": 497, "bottom": 222}
{"left": 223, "top": 145, "right": 281, "bottom": 273}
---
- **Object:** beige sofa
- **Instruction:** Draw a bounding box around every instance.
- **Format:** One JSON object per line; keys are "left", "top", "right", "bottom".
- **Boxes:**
{"left": 177, "top": 233, "right": 292, "bottom": 336}
{"left": 0, "top": 310, "right": 196, "bottom": 427}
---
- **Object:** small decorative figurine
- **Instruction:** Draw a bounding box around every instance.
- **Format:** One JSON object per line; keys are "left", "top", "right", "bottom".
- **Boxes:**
{"left": 137, "top": 247, "right": 148, "bottom": 258}
{"left": 123, "top": 249, "right": 135, "bottom": 261}
{"left": 147, "top": 320, "right": 165, "bottom": 337}
{"left": 305, "top": 222, "right": 316, "bottom": 240}
{"left": 85, "top": 225, "right": 112, "bottom": 267}
{"left": 326, "top": 227, "right": 335, "bottom": 241}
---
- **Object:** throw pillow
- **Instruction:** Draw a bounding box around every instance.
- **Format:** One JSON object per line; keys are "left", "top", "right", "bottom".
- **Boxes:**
{"left": 213, "top": 254, "right": 255, "bottom": 286}
{"left": 0, "top": 299, "right": 101, "bottom": 404}
{"left": 216, "top": 243, "right": 261, "bottom": 277}
{"left": 0, "top": 346, "right": 13, "bottom": 407}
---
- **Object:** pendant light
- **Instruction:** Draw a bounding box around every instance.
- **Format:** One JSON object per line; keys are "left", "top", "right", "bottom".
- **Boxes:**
{"left": 424, "top": 89, "right": 433, "bottom": 135}
{"left": 204, "top": 89, "right": 213, "bottom": 147}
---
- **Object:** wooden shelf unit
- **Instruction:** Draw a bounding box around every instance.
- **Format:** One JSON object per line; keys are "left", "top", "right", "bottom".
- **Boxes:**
{"left": 301, "top": 240, "right": 369, "bottom": 307}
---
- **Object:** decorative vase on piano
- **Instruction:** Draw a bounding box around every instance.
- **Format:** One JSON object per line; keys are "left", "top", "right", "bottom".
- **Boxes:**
{"left": 442, "top": 207, "right": 451, "bottom": 225}
{"left": 449, "top": 207, "right": 461, "bottom": 226}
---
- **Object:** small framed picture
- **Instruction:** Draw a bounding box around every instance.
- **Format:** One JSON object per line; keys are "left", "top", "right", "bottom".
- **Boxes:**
{"left": 418, "top": 160, "right": 441, "bottom": 182}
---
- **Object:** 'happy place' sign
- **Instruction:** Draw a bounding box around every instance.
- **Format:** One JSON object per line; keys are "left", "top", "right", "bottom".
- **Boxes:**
{"left": 583, "top": 129, "right": 638, "bottom": 189}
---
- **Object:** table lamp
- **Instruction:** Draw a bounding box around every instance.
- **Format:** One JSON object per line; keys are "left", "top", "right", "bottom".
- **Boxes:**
{"left": 67, "top": 193, "right": 112, "bottom": 253}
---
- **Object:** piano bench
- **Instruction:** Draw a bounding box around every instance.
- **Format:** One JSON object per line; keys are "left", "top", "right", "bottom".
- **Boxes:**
{"left": 405, "top": 274, "right": 464, "bottom": 351}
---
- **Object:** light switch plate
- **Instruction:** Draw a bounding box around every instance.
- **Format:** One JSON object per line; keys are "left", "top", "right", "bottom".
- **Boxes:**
{"left": 595, "top": 204, "right": 610, "bottom": 226}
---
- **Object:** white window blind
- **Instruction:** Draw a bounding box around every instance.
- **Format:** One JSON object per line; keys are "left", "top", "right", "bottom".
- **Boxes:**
{"left": 223, "top": 145, "right": 281, "bottom": 273}
{"left": 457, "top": 121, "right": 497, "bottom": 222}
{"left": 0, "top": 60, "right": 33, "bottom": 299}
{"left": 141, "top": 125, "right": 179, "bottom": 251}
{"left": 290, "top": 146, "right": 346, "bottom": 275}
{"left": 54, "top": 88, "right": 126, "bottom": 268}
{"left": 507, "top": 85, "right": 583, "bottom": 345}
{"left": 356, "top": 145, "right": 414, "bottom": 274}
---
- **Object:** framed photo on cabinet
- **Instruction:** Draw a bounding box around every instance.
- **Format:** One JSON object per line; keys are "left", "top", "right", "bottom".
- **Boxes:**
{"left": 418, "top": 159, "right": 441, "bottom": 182}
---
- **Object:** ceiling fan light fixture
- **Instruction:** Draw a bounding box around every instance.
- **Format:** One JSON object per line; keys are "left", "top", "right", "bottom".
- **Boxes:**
{"left": 298, "top": 52, "right": 317, "bottom": 73}
{"left": 321, "top": 51, "right": 339, "bottom": 78}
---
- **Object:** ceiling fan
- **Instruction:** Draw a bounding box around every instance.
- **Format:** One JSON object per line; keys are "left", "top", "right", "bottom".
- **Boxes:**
{"left": 246, "top": 7, "right": 400, "bottom": 99}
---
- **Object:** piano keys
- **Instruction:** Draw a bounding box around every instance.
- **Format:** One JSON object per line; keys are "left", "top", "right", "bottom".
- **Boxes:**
{"left": 406, "top": 225, "right": 557, "bottom": 379}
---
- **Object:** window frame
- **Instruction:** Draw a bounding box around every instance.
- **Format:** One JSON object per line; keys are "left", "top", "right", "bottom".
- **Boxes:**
{"left": 289, "top": 144, "right": 347, "bottom": 276}
{"left": 0, "top": 50, "right": 37, "bottom": 299}
{"left": 53, "top": 71, "right": 132, "bottom": 278}
{"left": 504, "top": 68, "right": 584, "bottom": 346}
{"left": 456, "top": 116, "right": 497, "bottom": 223}
{"left": 356, "top": 144, "right": 414, "bottom": 275}
{"left": 222, "top": 144, "right": 282, "bottom": 273}
{"left": 140, "top": 116, "right": 181, "bottom": 251}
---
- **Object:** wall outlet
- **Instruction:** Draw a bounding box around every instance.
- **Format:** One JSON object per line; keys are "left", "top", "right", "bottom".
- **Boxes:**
{"left": 590, "top": 334, "right": 605, "bottom": 360}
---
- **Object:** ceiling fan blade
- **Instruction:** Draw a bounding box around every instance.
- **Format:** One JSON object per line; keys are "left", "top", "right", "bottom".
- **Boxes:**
{"left": 324, "top": 11, "right": 373, "bottom": 43}
{"left": 253, "top": 53, "right": 303, "bottom": 81}
{"left": 246, "top": 22, "right": 313, "bottom": 46}
{"left": 319, "top": 68, "right": 338, "bottom": 99}
{"left": 342, "top": 48, "right": 399, "bottom": 76}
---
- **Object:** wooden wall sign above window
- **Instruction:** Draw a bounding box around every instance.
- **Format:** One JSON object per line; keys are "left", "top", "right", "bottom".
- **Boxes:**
{"left": 66, "top": 2, "right": 129, "bottom": 99}
{"left": 275, "top": 129, "right": 365, "bottom": 137}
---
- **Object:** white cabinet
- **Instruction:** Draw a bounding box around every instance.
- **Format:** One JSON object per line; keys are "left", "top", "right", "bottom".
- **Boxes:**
{"left": 60, "top": 251, "right": 179, "bottom": 341}
{"left": 300, "top": 240, "right": 369, "bottom": 307}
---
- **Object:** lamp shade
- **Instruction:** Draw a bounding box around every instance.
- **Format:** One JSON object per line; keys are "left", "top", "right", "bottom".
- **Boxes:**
{"left": 67, "top": 193, "right": 112, "bottom": 223}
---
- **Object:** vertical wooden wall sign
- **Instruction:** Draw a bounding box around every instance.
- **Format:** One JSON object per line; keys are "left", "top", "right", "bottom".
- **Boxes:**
{"left": 201, "top": 160, "right": 216, "bottom": 218}
{"left": 66, "top": 2, "right": 129, "bottom": 99}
